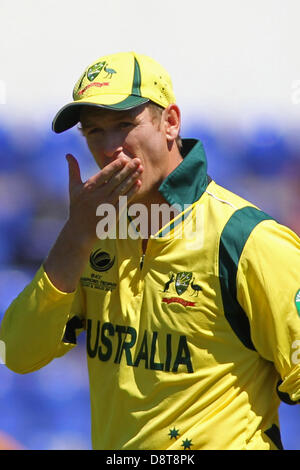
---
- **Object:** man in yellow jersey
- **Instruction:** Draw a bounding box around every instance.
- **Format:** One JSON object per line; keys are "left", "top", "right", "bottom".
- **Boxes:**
{"left": 1, "top": 52, "right": 300, "bottom": 450}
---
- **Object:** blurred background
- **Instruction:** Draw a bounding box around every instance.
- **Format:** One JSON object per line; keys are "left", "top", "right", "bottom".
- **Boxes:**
{"left": 0, "top": 0, "right": 300, "bottom": 450}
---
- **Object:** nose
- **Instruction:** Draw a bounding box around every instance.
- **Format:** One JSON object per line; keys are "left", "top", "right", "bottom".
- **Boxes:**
{"left": 101, "top": 131, "right": 124, "bottom": 160}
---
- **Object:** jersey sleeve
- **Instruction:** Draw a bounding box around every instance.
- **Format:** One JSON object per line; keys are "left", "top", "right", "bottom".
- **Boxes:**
{"left": 236, "top": 219, "right": 300, "bottom": 403}
{"left": 0, "top": 265, "right": 85, "bottom": 374}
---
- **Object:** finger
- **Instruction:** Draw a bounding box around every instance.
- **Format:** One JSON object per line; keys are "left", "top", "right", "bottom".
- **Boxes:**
{"left": 124, "top": 180, "right": 142, "bottom": 203}
{"left": 109, "top": 166, "right": 143, "bottom": 203}
{"left": 88, "top": 158, "right": 128, "bottom": 187}
{"left": 106, "top": 159, "right": 142, "bottom": 194}
{"left": 115, "top": 180, "right": 141, "bottom": 219}
{"left": 66, "top": 154, "right": 83, "bottom": 191}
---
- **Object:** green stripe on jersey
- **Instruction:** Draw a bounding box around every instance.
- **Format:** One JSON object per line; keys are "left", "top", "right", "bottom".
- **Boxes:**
{"left": 219, "top": 206, "right": 274, "bottom": 350}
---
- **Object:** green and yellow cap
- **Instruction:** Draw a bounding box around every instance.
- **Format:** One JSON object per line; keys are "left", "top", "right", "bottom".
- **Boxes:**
{"left": 52, "top": 51, "right": 176, "bottom": 133}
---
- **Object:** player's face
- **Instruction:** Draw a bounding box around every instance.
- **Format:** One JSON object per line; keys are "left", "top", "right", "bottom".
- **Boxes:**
{"left": 79, "top": 104, "right": 179, "bottom": 203}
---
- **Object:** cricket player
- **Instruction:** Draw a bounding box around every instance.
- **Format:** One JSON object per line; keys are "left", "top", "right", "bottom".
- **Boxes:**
{"left": 1, "top": 51, "right": 300, "bottom": 450}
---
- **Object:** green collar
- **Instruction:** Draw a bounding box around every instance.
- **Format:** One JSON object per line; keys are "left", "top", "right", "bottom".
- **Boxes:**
{"left": 159, "top": 139, "right": 210, "bottom": 210}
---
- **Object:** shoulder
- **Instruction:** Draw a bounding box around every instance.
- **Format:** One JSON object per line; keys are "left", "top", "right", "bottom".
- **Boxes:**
{"left": 204, "top": 181, "right": 274, "bottom": 249}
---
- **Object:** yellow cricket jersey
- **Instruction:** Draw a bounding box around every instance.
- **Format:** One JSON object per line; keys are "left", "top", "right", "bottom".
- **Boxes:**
{"left": 1, "top": 139, "right": 300, "bottom": 450}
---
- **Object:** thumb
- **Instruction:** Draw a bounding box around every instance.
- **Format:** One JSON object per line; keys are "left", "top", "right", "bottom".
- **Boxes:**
{"left": 66, "top": 153, "right": 82, "bottom": 191}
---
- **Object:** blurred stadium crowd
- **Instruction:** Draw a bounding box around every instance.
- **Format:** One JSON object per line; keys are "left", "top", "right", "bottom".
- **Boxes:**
{"left": 0, "top": 116, "right": 299, "bottom": 449}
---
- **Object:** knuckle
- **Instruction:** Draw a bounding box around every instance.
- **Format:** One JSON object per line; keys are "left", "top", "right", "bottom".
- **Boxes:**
{"left": 85, "top": 182, "right": 97, "bottom": 192}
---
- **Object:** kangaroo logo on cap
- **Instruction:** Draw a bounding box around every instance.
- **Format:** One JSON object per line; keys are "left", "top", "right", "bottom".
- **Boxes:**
{"left": 86, "top": 61, "right": 117, "bottom": 83}
{"left": 75, "top": 61, "right": 118, "bottom": 98}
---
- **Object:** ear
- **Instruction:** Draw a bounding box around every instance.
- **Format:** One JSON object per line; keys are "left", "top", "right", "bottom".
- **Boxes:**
{"left": 163, "top": 104, "right": 181, "bottom": 143}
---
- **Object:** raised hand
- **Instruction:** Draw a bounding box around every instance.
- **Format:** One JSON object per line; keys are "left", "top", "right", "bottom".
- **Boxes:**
{"left": 66, "top": 153, "right": 143, "bottom": 247}
{"left": 44, "top": 154, "right": 143, "bottom": 292}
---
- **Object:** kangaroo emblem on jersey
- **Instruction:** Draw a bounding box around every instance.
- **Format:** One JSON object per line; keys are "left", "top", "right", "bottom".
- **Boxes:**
{"left": 164, "top": 272, "right": 175, "bottom": 292}
{"left": 162, "top": 272, "right": 202, "bottom": 307}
